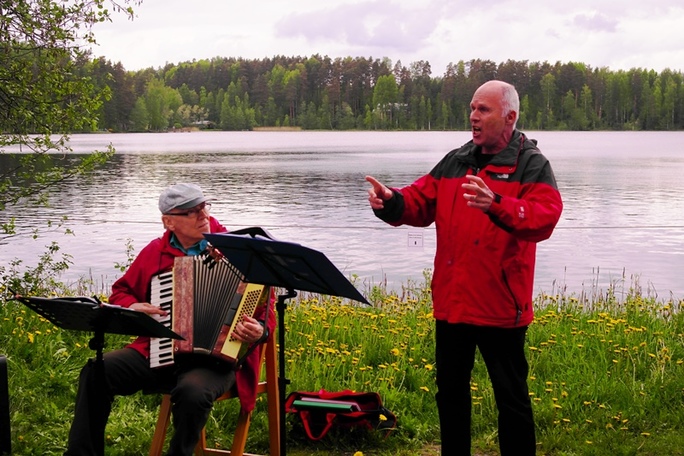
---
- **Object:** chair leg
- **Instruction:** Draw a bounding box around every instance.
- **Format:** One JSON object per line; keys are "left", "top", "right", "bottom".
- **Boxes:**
{"left": 149, "top": 395, "right": 173, "bottom": 456}
{"left": 195, "top": 408, "right": 253, "bottom": 456}
{"left": 193, "top": 428, "right": 208, "bottom": 455}
{"left": 229, "top": 409, "right": 253, "bottom": 456}
{"left": 264, "top": 338, "right": 280, "bottom": 456}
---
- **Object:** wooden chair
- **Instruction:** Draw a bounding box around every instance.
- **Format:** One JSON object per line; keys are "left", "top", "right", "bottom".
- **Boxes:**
{"left": 149, "top": 330, "right": 280, "bottom": 456}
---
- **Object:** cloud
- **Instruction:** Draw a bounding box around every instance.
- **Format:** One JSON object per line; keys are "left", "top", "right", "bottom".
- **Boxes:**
{"left": 88, "top": 0, "right": 684, "bottom": 75}
{"left": 572, "top": 12, "right": 618, "bottom": 32}
{"left": 275, "top": 1, "right": 439, "bottom": 53}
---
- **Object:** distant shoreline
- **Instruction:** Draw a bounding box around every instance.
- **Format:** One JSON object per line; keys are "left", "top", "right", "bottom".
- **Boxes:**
{"left": 252, "top": 126, "right": 302, "bottom": 132}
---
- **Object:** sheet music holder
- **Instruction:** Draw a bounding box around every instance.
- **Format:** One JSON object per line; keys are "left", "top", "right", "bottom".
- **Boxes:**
{"left": 205, "top": 227, "right": 369, "bottom": 456}
{"left": 205, "top": 227, "right": 369, "bottom": 305}
{"left": 15, "top": 295, "right": 182, "bottom": 369}
{"left": 16, "top": 296, "right": 182, "bottom": 340}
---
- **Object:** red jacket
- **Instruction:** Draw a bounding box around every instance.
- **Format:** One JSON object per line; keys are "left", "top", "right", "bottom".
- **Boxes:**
{"left": 109, "top": 216, "right": 275, "bottom": 411}
{"left": 374, "top": 131, "right": 563, "bottom": 328}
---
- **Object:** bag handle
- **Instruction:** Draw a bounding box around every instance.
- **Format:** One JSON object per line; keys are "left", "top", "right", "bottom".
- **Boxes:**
{"left": 299, "top": 410, "right": 338, "bottom": 441}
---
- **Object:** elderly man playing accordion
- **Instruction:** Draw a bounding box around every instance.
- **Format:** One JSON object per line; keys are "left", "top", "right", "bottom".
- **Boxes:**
{"left": 64, "top": 183, "right": 275, "bottom": 456}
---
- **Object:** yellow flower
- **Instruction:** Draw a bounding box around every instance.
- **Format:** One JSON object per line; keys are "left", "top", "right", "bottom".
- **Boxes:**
{"left": 420, "top": 386, "right": 430, "bottom": 392}
{"left": 354, "top": 452, "right": 364, "bottom": 456}
{"left": 379, "top": 414, "right": 387, "bottom": 421}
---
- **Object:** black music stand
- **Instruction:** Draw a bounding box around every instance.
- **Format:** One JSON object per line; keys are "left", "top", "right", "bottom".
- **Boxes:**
{"left": 15, "top": 295, "right": 183, "bottom": 454}
{"left": 16, "top": 296, "right": 182, "bottom": 361}
{"left": 205, "top": 228, "right": 369, "bottom": 456}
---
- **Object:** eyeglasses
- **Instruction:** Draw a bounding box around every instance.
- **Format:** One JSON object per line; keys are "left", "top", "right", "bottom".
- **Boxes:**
{"left": 166, "top": 202, "right": 212, "bottom": 218}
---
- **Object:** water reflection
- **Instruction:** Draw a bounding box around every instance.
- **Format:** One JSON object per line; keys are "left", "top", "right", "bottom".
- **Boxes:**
{"left": 2, "top": 130, "right": 684, "bottom": 299}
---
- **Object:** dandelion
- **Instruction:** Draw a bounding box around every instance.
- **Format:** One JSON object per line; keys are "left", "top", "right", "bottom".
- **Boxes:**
{"left": 353, "top": 452, "right": 364, "bottom": 456}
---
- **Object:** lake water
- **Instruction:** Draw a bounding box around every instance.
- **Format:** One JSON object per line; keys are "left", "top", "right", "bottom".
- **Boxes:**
{"left": 2, "top": 130, "right": 684, "bottom": 301}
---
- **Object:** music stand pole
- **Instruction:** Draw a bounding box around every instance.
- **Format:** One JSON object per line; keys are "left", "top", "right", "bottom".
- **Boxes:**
{"left": 85, "top": 328, "right": 109, "bottom": 456}
{"left": 276, "top": 289, "right": 297, "bottom": 456}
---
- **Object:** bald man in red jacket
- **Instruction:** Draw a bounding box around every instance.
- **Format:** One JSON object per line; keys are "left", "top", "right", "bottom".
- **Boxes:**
{"left": 367, "top": 81, "right": 563, "bottom": 456}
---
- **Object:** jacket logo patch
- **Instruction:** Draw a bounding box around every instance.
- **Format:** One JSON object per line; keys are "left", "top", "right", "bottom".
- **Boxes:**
{"left": 518, "top": 206, "right": 525, "bottom": 219}
{"left": 495, "top": 173, "right": 509, "bottom": 180}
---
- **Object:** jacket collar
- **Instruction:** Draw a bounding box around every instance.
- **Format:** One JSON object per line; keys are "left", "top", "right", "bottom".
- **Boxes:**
{"left": 458, "top": 130, "right": 526, "bottom": 173}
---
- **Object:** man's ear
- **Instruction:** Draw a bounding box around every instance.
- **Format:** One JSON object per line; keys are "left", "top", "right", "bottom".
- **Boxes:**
{"left": 161, "top": 215, "right": 175, "bottom": 231}
{"left": 506, "top": 110, "right": 517, "bottom": 126}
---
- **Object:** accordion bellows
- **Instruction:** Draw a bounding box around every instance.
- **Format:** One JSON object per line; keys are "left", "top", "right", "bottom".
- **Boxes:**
{"left": 150, "top": 255, "right": 268, "bottom": 368}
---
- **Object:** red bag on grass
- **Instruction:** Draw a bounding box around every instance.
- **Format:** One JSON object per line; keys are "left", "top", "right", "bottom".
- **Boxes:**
{"left": 285, "top": 389, "right": 397, "bottom": 441}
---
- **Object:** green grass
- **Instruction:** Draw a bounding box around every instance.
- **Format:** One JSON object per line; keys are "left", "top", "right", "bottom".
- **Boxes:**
{"left": 2, "top": 273, "right": 684, "bottom": 455}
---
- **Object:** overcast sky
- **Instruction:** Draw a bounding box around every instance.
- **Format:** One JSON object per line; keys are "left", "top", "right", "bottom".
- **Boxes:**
{"left": 91, "top": 0, "right": 684, "bottom": 76}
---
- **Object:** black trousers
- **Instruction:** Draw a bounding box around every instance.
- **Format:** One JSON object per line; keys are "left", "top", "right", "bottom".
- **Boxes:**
{"left": 64, "top": 348, "right": 235, "bottom": 456}
{"left": 435, "top": 321, "right": 535, "bottom": 456}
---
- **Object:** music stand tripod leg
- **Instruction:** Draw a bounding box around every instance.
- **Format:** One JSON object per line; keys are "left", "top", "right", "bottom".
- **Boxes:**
{"left": 87, "top": 330, "right": 108, "bottom": 455}
{"left": 277, "top": 289, "right": 297, "bottom": 456}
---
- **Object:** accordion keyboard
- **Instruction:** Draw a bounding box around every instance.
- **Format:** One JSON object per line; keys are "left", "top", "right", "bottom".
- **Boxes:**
{"left": 150, "top": 271, "right": 174, "bottom": 368}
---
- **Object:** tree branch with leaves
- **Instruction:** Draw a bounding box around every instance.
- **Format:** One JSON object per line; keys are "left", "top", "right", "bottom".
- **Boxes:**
{"left": 1, "top": 0, "right": 141, "bottom": 231}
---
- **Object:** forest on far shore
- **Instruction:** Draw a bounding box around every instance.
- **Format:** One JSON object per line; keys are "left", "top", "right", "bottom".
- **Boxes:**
{"left": 81, "top": 55, "right": 684, "bottom": 133}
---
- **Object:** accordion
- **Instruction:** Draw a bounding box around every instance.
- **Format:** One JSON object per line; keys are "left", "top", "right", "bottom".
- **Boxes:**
{"left": 149, "top": 254, "right": 268, "bottom": 368}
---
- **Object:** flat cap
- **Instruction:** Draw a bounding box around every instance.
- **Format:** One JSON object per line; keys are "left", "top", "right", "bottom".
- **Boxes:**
{"left": 158, "top": 183, "right": 207, "bottom": 214}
